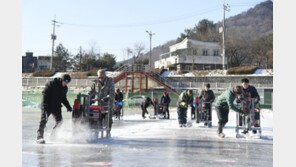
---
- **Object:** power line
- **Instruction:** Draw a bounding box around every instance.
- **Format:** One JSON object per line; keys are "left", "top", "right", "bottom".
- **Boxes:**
{"left": 55, "top": 4, "right": 255, "bottom": 30}
{"left": 60, "top": 6, "right": 222, "bottom": 29}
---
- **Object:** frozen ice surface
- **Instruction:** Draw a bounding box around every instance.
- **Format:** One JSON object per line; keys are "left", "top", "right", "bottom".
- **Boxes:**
{"left": 23, "top": 107, "right": 273, "bottom": 167}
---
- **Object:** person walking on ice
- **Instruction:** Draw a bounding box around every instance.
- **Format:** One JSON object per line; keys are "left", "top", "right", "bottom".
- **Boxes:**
{"left": 36, "top": 74, "right": 72, "bottom": 144}
{"left": 88, "top": 70, "right": 115, "bottom": 138}
{"left": 214, "top": 86, "right": 245, "bottom": 138}
{"left": 141, "top": 97, "right": 154, "bottom": 119}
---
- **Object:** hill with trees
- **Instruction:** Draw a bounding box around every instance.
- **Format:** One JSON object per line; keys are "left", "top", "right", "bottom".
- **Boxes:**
{"left": 135, "top": 0, "right": 273, "bottom": 68}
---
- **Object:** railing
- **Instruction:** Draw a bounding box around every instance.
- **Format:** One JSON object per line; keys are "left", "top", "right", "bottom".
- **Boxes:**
{"left": 145, "top": 71, "right": 173, "bottom": 89}
{"left": 116, "top": 64, "right": 148, "bottom": 72}
{"left": 114, "top": 64, "right": 129, "bottom": 72}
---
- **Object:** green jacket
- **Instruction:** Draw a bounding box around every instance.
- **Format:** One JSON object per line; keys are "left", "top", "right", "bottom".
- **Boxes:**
{"left": 177, "top": 91, "right": 193, "bottom": 108}
{"left": 214, "top": 88, "right": 240, "bottom": 112}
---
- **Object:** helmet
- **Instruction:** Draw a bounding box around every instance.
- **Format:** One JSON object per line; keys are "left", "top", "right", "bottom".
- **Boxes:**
{"left": 62, "top": 74, "right": 71, "bottom": 83}
{"left": 154, "top": 98, "right": 158, "bottom": 103}
{"left": 163, "top": 91, "right": 167, "bottom": 95}
{"left": 234, "top": 86, "right": 243, "bottom": 95}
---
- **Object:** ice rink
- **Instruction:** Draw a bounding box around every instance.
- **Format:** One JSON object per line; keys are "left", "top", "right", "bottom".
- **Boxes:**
{"left": 23, "top": 107, "right": 273, "bottom": 167}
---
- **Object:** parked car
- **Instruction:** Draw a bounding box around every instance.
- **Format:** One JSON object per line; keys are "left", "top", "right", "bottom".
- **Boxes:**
{"left": 124, "top": 95, "right": 146, "bottom": 106}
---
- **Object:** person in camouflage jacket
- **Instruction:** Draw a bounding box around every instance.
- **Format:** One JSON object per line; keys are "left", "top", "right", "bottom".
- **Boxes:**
{"left": 88, "top": 70, "right": 115, "bottom": 137}
{"left": 177, "top": 90, "right": 193, "bottom": 127}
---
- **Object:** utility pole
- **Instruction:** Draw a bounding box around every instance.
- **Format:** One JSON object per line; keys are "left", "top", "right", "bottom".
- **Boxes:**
{"left": 127, "top": 48, "right": 132, "bottom": 65}
{"left": 192, "top": 56, "right": 195, "bottom": 71}
{"left": 146, "top": 30, "right": 155, "bottom": 69}
{"left": 222, "top": 1, "right": 230, "bottom": 71}
{"left": 79, "top": 46, "right": 82, "bottom": 71}
{"left": 50, "top": 16, "right": 62, "bottom": 70}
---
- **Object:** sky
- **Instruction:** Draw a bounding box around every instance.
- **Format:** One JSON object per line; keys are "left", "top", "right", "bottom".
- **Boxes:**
{"left": 22, "top": 0, "right": 268, "bottom": 61}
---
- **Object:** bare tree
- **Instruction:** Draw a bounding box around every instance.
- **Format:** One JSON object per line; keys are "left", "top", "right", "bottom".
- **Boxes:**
{"left": 126, "top": 47, "right": 133, "bottom": 61}
{"left": 132, "top": 42, "right": 146, "bottom": 63}
{"left": 225, "top": 38, "right": 250, "bottom": 67}
{"left": 88, "top": 40, "right": 100, "bottom": 60}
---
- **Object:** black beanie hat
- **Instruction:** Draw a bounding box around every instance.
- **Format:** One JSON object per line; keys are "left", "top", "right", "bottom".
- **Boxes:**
{"left": 62, "top": 74, "right": 71, "bottom": 83}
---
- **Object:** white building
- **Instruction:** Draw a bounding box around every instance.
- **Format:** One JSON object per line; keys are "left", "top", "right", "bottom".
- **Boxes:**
{"left": 155, "top": 38, "right": 226, "bottom": 71}
{"left": 37, "top": 56, "right": 51, "bottom": 70}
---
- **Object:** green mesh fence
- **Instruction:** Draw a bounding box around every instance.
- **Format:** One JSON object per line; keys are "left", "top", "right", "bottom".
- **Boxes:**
{"left": 22, "top": 90, "right": 273, "bottom": 109}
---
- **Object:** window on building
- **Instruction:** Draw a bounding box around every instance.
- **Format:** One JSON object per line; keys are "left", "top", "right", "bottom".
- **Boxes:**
{"left": 185, "top": 65, "right": 191, "bottom": 70}
{"left": 205, "top": 65, "right": 211, "bottom": 70}
{"left": 213, "top": 50, "right": 219, "bottom": 56}
{"left": 202, "top": 50, "right": 208, "bottom": 56}
{"left": 193, "top": 49, "right": 197, "bottom": 55}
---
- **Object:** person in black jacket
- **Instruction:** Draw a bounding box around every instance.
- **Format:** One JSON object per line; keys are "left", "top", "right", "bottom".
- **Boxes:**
{"left": 36, "top": 74, "right": 72, "bottom": 144}
{"left": 199, "top": 84, "right": 215, "bottom": 125}
{"left": 114, "top": 89, "right": 124, "bottom": 117}
{"left": 160, "top": 91, "right": 171, "bottom": 119}
{"left": 115, "top": 89, "right": 123, "bottom": 102}
{"left": 240, "top": 78, "right": 260, "bottom": 134}
{"left": 141, "top": 97, "right": 154, "bottom": 119}
{"left": 241, "top": 78, "right": 260, "bottom": 103}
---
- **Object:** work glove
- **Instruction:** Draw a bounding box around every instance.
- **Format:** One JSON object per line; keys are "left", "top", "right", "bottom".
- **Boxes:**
{"left": 67, "top": 106, "right": 72, "bottom": 112}
{"left": 239, "top": 110, "right": 247, "bottom": 116}
{"left": 101, "top": 96, "right": 109, "bottom": 102}
{"left": 254, "top": 98, "right": 259, "bottom": 104}
{"left": 91, "top": 99, "right": 96, "bottom": 104}
{"left": 180, "top": 102, "right": 186, "bottom": 108}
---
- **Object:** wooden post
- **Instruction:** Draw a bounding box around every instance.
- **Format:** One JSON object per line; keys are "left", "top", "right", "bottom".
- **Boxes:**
{"left": 125, "top": 72, "right": 128, "bottom": 93}
{"left": 139, "top": 72, "right": 142, "bottom": 95}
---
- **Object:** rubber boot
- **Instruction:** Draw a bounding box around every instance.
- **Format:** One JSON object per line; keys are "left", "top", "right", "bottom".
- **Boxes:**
{"left": 218, "top": 124, "right": 223, "bottom": 134}
{"left": 36, "top": 131, "right": 45, "bottom": 144}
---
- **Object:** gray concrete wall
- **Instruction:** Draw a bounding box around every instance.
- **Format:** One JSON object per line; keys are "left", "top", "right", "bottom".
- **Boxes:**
{"left": 167, "top": 76, "right": 272, "bottom": 84}
{"left": 165, "top": 76, "right": 273, "bottom": 91}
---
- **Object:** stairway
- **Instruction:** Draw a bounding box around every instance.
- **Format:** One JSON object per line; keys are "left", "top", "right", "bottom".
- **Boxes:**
{"left": 112, "top": 64, "right": 179, "bottom": 96}
{"left": 113, "top": 72, "right": 126, "bottom": 83}
{"left": 143, "top": 71, "right": 179, "bottom": 96}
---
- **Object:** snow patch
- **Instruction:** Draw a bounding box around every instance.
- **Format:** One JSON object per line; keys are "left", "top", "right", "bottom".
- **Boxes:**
{"left": 51, "top": 72, "right": 64, "bottom": 78}
{"left": 251, "top": 69, "right": 273, "bottom": 76}
{"left": 184, "top": 72, "right": 195, "bottom": 77}
{"left": 161, "top": 71, "right": 171, "bottom": 77}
